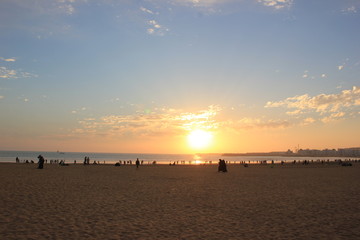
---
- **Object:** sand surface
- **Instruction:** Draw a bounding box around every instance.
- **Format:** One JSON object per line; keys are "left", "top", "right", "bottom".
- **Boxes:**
{"left": 1, "top": 163, "right": 360, "bottom": 240}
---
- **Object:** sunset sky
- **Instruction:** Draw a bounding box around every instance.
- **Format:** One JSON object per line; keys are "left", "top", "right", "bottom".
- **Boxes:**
{"left": 1, "top": 0, "right": 360, "bottom": 154}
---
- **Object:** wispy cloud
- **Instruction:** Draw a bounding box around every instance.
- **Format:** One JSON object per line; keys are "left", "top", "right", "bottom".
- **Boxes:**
{"left": 266, "top": 86, "right": 360, "bottom": 112}
{"left": 257, "top": 0, "right": 293, "bottom": 10}
{"left": 0, "top": 66, "right": 38, "bottom": 79}
{"left": 71, "top": 103, "right": 302, "bottom": 140}
{"left": 0, "top": 57, "right": 16, "bottom": 62}
{"left": 146, "top": 19, "right": 169, "bottom": 36}
{"left": 321, "top": 112, "right": 345, "bottom": 123}
{"left": 266, "top": 86, "right": 360, "bottom": 123}
{"left": 171, "top": 0, "right": 230, "bottom": 8}
{"left": 342, "top": 6, "right": 357, "bottom": 14}
{"left": 140, "top": 6, "right": 155, "bottom": 15}
{"left": 56, "top": 0, "right": 77, "bottom": 15}
{"left": 223, "top": 117, "right": 292, "bottom": 131}
{"left": 73, "top": 105, "right": 221, "bottom": 138}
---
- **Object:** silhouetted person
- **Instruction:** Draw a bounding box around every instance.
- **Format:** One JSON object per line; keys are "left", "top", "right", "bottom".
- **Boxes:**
{"left": 136, "top": 158, "right": 140, "bottom": 168}
{"left": 218, "top": 159, "right": 227, "bottom": 172}
{"left": 37, "top": 155, "right": 45, "bottom": 169}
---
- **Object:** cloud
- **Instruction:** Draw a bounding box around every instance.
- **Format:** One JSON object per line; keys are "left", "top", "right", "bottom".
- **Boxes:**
{"left": 223, "top": 117, "right": 292, "bottom": 131}
{"left": 0, "top": 96, "right": 4, "bottom": 100}
{"left": 171, "top": 0, "right": 231, "bottom": 8}
{"left": 0, "top": 57, "right": 16, "bottom": 62}
{"left": 140, "top": 7, "right": 155, "bottom": 15}
{"left": 321, "top": 112, "right": 345, "bottom": 123}
{"left": 72, "top": 103, "right": 300, "bottom": 140}
{"left": 73, "top": 105, "right": 221, "bottom": 138}
{"left": 257, "top": 0, "right": 293, "bottom": 9}
{"left": 286, "top": 109, "right": 302, "bottom": 115}
{"left": 265, "top": 86, "right": 360, "bottom": 125}
{"left": 338, "top": 65, "right": 344, "bottom": 70}
{"left": 302, "top": 117, "right": 315, "bottom": 125}
{"left": 0, "top": 66, "right": 38, "bottom": 79}
{"left": 266, "top": 86, "right": 360, "bottom": 113}
{"left": 146, "top": 19, "right": 169, "bottom": 36}
{"left": 342, "top": 6, "right": 357, "bottom": 14}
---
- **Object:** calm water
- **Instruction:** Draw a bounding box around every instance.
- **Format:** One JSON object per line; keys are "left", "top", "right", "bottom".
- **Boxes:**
{"left": 0, "top": 150, "right": 353, "bottom": 165}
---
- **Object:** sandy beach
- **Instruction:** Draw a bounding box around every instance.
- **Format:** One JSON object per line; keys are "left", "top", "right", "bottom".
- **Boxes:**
{"left": 1, "top": 163, "right": 360, "bottom": 240}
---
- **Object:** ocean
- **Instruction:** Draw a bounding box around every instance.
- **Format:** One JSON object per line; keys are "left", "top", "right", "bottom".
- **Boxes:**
{"left": 0, "top": 150, "right": 353, "bottom": 165}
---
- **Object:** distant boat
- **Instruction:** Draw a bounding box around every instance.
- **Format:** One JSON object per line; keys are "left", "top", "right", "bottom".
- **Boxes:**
{"left": 57, "top": 150, "right": 65, "bottom": 154}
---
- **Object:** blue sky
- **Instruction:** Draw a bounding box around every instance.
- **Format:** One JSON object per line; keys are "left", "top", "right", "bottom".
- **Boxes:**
{"left": 1, "top": 0, "right": 360, "bottom": 153}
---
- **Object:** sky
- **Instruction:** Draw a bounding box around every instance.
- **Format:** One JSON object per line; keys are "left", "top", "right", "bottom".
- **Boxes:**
{"left": 0, "top": 0, "right": 360, "bottom": 154}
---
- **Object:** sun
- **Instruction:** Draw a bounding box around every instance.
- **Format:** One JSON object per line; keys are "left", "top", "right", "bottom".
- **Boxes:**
{"left": 187, "top": 129, "right": 213, "bottom": 150}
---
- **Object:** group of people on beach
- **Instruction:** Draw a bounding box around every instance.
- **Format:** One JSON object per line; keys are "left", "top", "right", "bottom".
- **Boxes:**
{"left": 218, "top": 159, "right": 227, "bottom": 172}
{"left": 83, "top": 156, "right": 90, "bottom": 165}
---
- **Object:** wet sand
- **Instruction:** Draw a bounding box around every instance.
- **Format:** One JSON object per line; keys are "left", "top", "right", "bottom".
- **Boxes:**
{"left": 1, "top": 163, "right": 360, "bottom": 239}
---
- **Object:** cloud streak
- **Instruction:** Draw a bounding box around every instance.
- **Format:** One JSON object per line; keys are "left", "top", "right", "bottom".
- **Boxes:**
{"left": 73, "top": 105, "right": 221, "bottom": 138}
{"left": 223, "top": 118, "right": 292, "bottom": 131}
{"left": 0, "top": 57, "right": 16, "bottom": 62}
{"left": 257, "top": 0, "right": 293, "bottom": 9}
{"left": 0, "top": 66, "right": 38, "bottom": 79}
{"left": 265, "top": 86, "right": 360, "bottom": 113}
{"left": 146, "top": 19, "right": 169, "bottom": 36}
{"left": 266, "top": 86, "right": 360, "bottom": 123}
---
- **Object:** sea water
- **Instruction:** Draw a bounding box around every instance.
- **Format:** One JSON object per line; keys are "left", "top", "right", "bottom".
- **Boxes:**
{"left": 0, "top": 151, "right": 215, "bottom": 164}
{"left": 0, "top": 150, "right": 351, "bottom": 164}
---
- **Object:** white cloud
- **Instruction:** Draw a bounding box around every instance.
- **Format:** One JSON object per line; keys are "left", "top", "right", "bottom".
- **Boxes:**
{"left": 172, "top": 0, "right": 230, "bottom": 7}
{"left": 0, "top": 57, "right": 16, "bottom": 62}
{"left": 302, "top": 117, "right": 315, "bottom": 125}
{"left": 342, "top": 6, "right": 357, "bottom": 14}
{"left": 223, "top": 117, "right": 292, "bottom": 131}
{"left": 286, "top": 109, "right": 302, "bottom": 115}
{"left": 73, "top": 105, "right": 221, "bottom": 138}
{"left": 266, "top": 86, "right": 360, "bottom": 125}
{"left": 140, "top": 7, "right": 154, "bottom": 15}
{"left": 0, "top": 66, "right": 38, "bottom": 79}
{"left": 321, "top": 112, "right": 345, "bottom": 123}
{"left": 266, "top": 86, "right": 360, "bottom": 113}
{"left": 257, "top": 0, "right": 293, "bottom": 9}
{"left": 146, "top": 19, "right": 169, "bottom": 36}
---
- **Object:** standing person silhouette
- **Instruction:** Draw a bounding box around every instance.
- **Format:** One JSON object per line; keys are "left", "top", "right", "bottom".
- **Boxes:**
{"left": 37, "top": 155, "right": 45, "bottom": 169}
{"left": 136, "top": 158, "right": 140, "bottom": 169}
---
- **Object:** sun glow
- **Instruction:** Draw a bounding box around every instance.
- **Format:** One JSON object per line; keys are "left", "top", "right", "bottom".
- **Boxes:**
{"left": 187, "top": 129, "right": 213, "bottom": 150}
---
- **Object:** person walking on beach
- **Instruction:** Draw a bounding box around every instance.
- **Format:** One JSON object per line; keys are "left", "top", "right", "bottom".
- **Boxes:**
{"left": 37, "top": 155, "right": 45, "bottom": 169}
{"left": 136, "top": 158, "right": 140, "bottom": 169}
